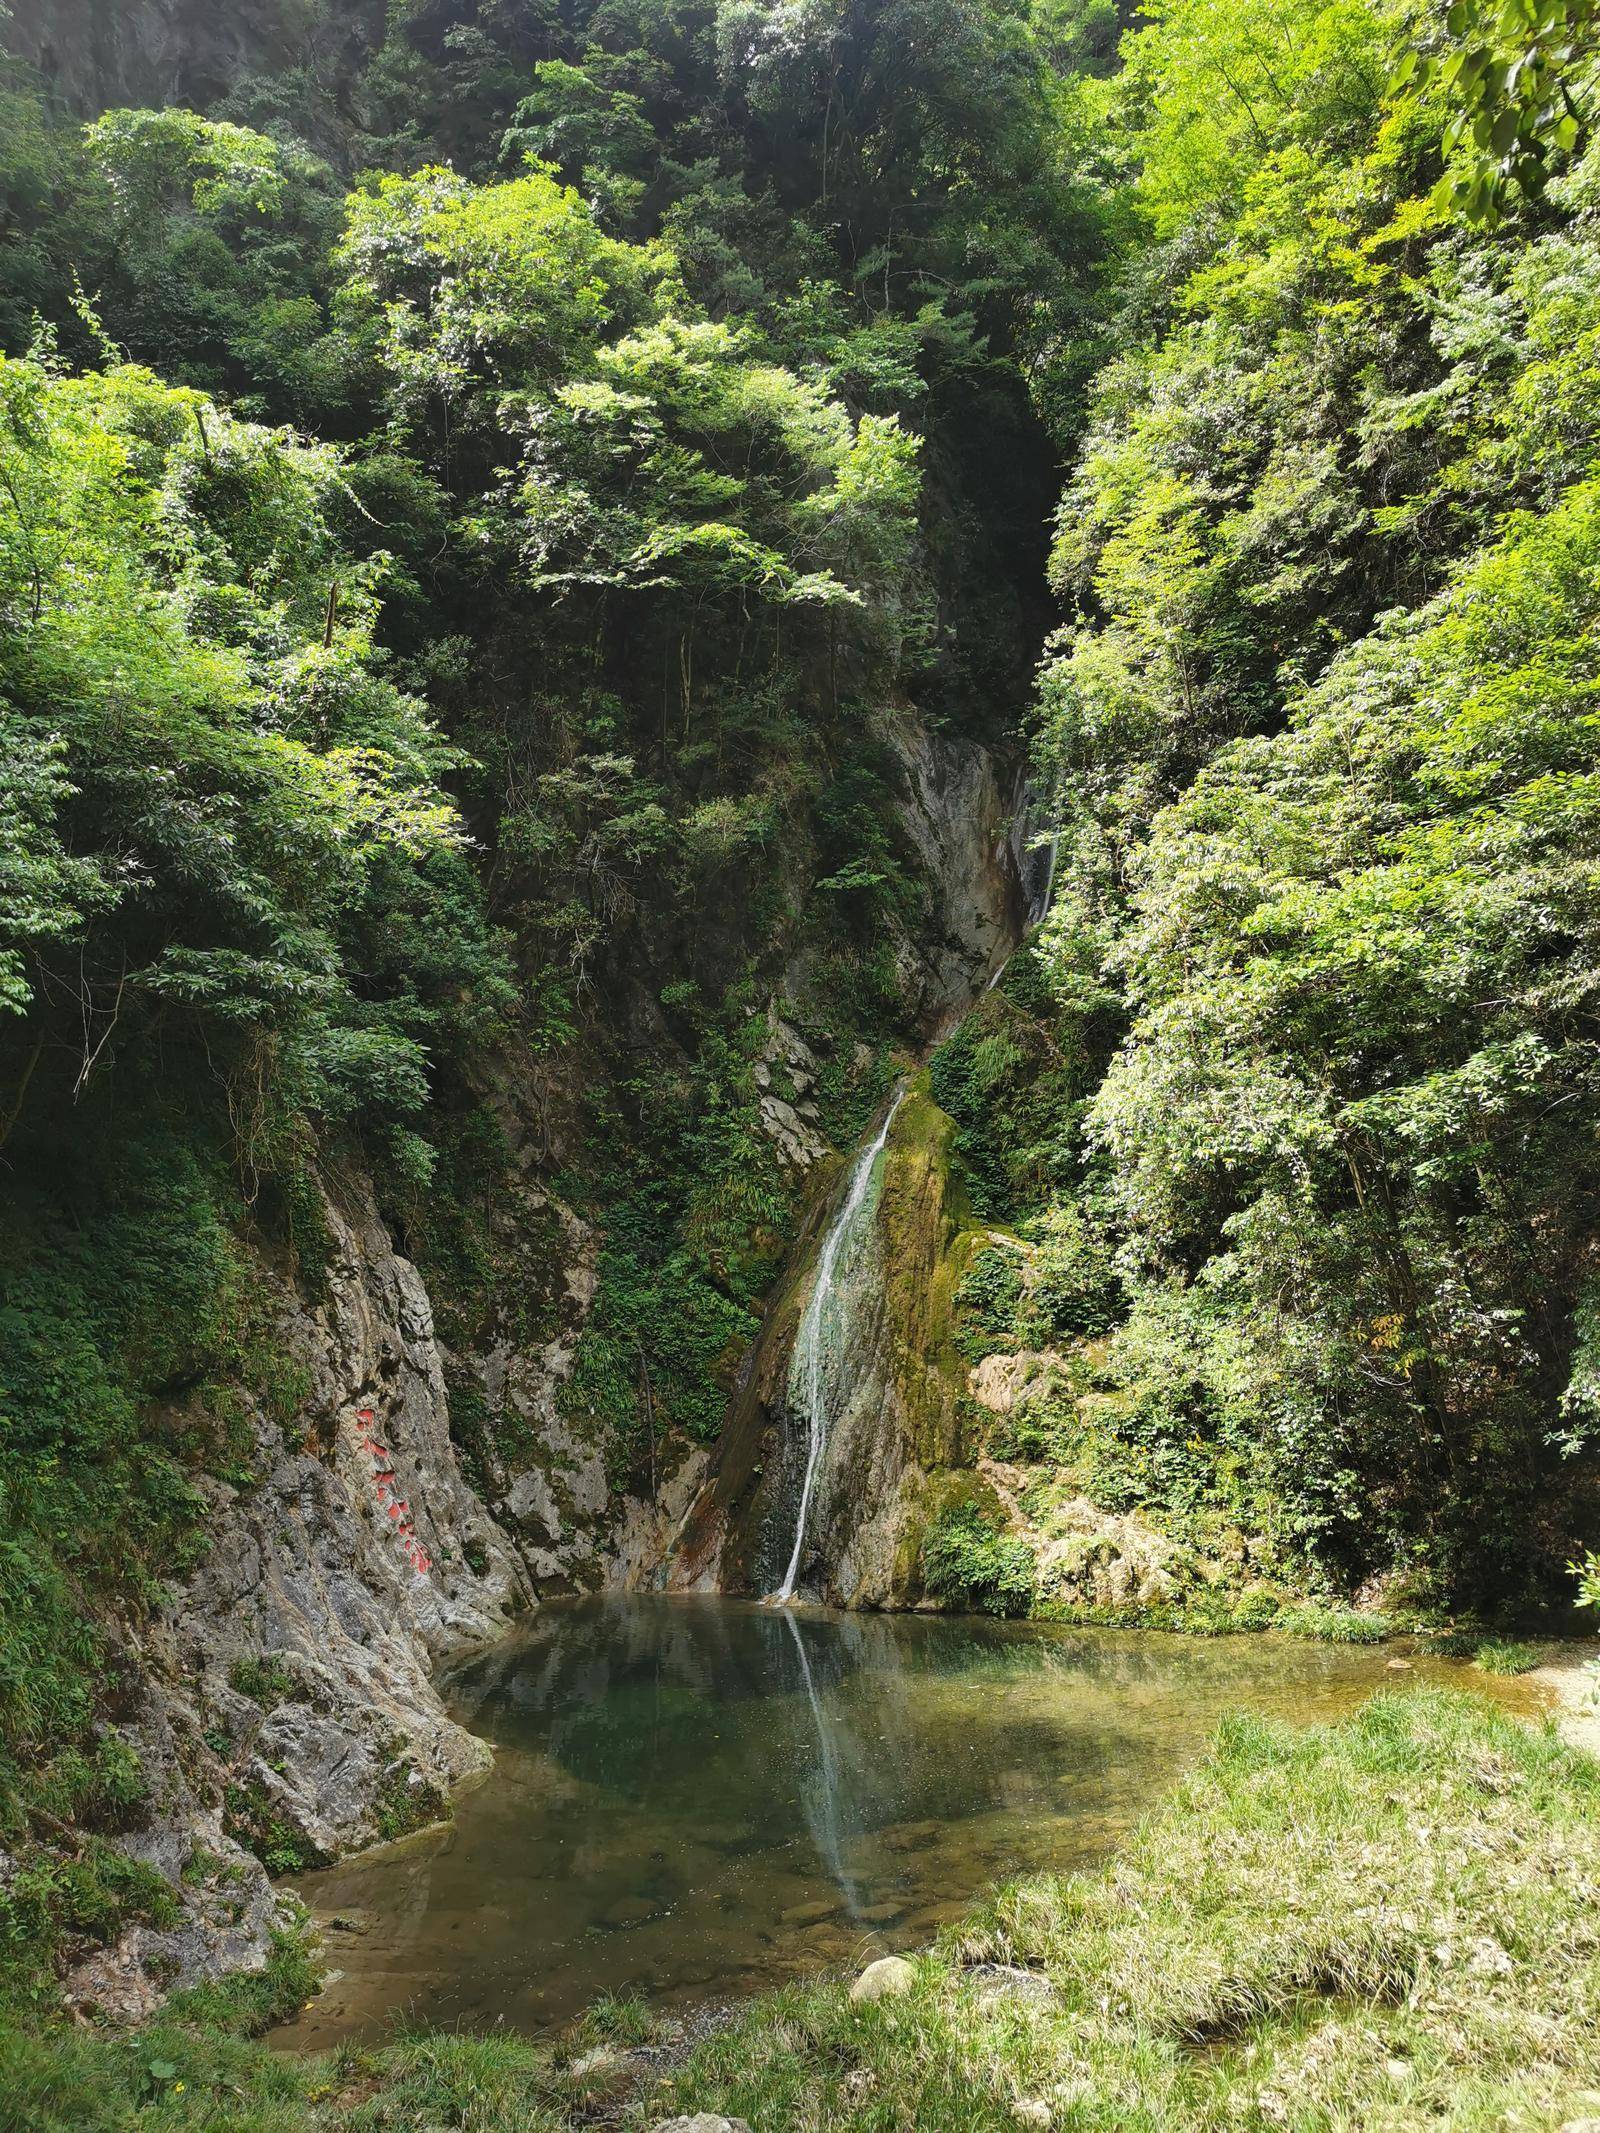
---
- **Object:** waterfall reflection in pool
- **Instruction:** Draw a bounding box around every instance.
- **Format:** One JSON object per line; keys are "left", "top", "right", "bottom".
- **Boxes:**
{"left": 279, "top": 1594, "right": 1539, "bottom": 2047}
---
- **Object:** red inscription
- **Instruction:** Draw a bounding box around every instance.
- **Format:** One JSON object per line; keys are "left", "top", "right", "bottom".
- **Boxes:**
{"left": 354, "top": 1408, "right": 432, "bottom": 1576}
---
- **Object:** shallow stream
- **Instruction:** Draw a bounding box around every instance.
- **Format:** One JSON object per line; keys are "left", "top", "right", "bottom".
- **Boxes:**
{"left": 278, "top": 1595, "right": 1542, "bottom": 2047}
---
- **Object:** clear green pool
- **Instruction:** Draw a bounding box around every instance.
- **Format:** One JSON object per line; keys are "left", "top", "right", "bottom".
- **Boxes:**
{"left": 278, "top": 1594, "right": 1541, "bottom": 2047}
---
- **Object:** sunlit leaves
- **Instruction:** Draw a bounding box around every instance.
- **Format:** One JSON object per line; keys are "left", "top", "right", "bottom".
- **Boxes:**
{"left": 0, "top": 351, "right": 496, "bottom": 1118}
{"left": 1392, "top": 0, "right": 1599, "bottom": 223}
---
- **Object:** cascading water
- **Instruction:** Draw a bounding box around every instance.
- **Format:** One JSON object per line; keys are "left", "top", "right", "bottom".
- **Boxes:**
{"left": 766, "top": 785, "right": 1054, "bottom": 1601}
{"left": 771, "top": 1091, "right": 904, "bottom": 1602}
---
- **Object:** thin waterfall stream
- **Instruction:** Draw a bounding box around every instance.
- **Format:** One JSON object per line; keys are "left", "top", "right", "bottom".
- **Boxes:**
{"left": 771, "top": 792, "right": 1060, "bottom": 1601}
{"left": 772, "top": 1090, "right": 904, "bottom": 1601}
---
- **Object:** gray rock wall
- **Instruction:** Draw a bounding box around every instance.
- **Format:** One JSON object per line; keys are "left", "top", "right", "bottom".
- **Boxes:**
{"left": 69, "top": 1174, "right": 535, "bottom": 2015}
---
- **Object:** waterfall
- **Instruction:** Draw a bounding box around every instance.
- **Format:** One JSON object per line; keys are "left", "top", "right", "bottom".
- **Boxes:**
{"left": 1026, "top": 824, "right": 1059, "bottom": 931}
{"left": 772, "top": 1091, "right": 904, "bottom": 1602}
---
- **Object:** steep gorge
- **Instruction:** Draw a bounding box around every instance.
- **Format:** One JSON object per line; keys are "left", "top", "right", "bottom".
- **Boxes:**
{"left": 23, "top": 697, "right": 1040, "bottom": 2018}
{"left": 8, "top": 0, "right": 1600, "bottom": 2054}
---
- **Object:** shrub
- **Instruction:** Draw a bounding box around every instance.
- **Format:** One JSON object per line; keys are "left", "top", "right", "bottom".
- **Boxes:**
{"left": 921, "top": 1501, "right": 1036, "bottom": 1616}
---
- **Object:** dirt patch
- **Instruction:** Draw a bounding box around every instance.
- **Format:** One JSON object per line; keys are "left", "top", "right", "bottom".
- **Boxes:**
{"left": 1528, "top": 1640, "right": 1600, "bottom": 1758}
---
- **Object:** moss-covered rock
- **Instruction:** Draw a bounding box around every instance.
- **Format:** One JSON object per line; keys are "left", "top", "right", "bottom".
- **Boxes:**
{"left": 667, "top": 1072, "right": 1015, "bottom": 1606}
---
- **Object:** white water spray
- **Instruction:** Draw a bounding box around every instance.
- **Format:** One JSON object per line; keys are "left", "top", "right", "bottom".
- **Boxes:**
{"left": 772, "top": 1092, "right": 904, "bottom": 1603}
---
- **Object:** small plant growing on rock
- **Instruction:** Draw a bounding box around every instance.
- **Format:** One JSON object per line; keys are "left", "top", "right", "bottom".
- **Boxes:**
{"left": 222, "top": 1780, "right": 327, "bottom": 1876}
{"left": 227, "top": 1657, "right": 301, "bottom": 1712}
{"left": 374, "top": 1756, "right": 449, "bottom": 1842}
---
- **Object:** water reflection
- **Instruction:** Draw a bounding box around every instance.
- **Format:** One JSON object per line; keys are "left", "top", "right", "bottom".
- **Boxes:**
{"left": 278, "top": 1595, "right": 1540, "bottom": 2049}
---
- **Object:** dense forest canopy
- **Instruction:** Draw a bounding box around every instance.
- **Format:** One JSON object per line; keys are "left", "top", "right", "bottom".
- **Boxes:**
{"left": 1, "top": 0, "right": 1599, "bottom": 2017}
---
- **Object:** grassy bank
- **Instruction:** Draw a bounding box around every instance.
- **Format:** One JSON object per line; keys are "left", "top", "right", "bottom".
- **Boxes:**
{"left": 4, "top": 1687, "right": 1599, "bottom": 2131}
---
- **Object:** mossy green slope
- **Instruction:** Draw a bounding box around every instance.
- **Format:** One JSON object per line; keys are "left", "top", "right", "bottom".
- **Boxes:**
{"left": 673, "top": 1070, "right": 1011, "bottom": 1604}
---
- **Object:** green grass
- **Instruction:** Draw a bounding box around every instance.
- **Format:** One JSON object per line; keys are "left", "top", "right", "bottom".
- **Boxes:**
{"left": 1472, "top": 1639, "right": 1545, "bottom": 1675}
{"left": 1035, "top": 1593, "right": 1407, "bottom": 1640}
{"left": 661, "top": 1689, "right": 1600, "bottom": 2132}
{"left": 2, "top": 1690, "right": 1596, "bottom": 2131}
{"left": 1273, "top": 1602, "right": 1399, "bottom": 1644}
{"left": 1426, "top": 1634, "right": 1548, "bottom": 1674}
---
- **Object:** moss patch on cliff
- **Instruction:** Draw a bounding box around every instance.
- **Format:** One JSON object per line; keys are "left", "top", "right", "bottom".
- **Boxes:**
{"left": 876, "top": 1079, "right": 985, "bottom": 1471}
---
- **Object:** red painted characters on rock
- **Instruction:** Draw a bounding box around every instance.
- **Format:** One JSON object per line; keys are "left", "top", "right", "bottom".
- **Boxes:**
{"left": 353, "top": 1408, "right": 432, "bottom": 1576}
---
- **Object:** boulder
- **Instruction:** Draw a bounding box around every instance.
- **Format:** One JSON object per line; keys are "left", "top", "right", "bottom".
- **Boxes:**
{"left": 850, "top": 1954, "right": 916, "bottom": 2004}
{"left": 964, "top": 1963, "right": 1058, "bottom": 2009}
{"left": 649, "top": 2118, "right": 754, "bottom": 2133}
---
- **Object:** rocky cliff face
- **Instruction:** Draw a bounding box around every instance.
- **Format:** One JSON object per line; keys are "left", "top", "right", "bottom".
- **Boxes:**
{"left": 64, "top": 1171, "right": 537, "bottom": 2017}
{"left": 660, "top": 1080, "right": 988, "bottom": 1607}
{"left": 3, "top": 0, "right": 383, "bottom": 119}
{"left": 654, "top": 709, "right": 1038, "bottom": 1608}
{"left": 780, "top": 708, "right": 1032, "bottom": 1043}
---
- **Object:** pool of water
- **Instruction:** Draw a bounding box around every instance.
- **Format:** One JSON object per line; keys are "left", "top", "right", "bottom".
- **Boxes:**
{"left": 277, "top": 1595, "right": 1542, "bottom": 2048}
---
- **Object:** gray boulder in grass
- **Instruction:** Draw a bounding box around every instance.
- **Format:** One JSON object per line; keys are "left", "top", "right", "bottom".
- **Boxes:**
{"left": 850, "top": 1954, "right": 917, "bottom": 2003}
{"left": 648, "top": 2117, "right": 756, "bottom": 2133}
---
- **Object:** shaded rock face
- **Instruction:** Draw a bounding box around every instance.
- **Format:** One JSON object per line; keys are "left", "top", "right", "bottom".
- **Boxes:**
{"left": 88, "top": 1175, "right": 538, "bottom": 2013}
{"left": 881, "top": 713, "right": 1030, "bottom": 1030}
{"left": 656, "top": 722, "right": 1035, "bottom": 1607}
{"left": 442, "top": 1181, "right": 618, "bottom": 1586}
{"left": 663, "top": 1083, "right": 982, "bottom": 1607}
{"left": 777, "top": 708, "right": 1030, "bottom": 1045}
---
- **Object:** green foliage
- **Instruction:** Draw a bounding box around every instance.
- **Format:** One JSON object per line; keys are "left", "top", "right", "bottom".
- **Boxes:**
{"left": 920, "top": 1499, "right": 1037, "bottom": 1615}
{"left": 0, "top": 1842, "right": 179, "bottom": 2000}
{"left": 953, "top": 1245, "right": 1028, "bottom": 1361}
{"left": 928, "top": 964, "right": 1106, "bottom": 1223}
{"left": 558, "top": 1005, "right": 801, "bottom": 1487}
{"left": 1115, "top": 0, "right": 1388, "bottom": 236}
{"left": 227, "top": 1658, "right": 300, "bottom": 1712}
{"left": 1394, "top": 0, "right": 1597, "bottom": 223}
{"left": 1019, "top": 0, "right": 1600, "bottom": 1609}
